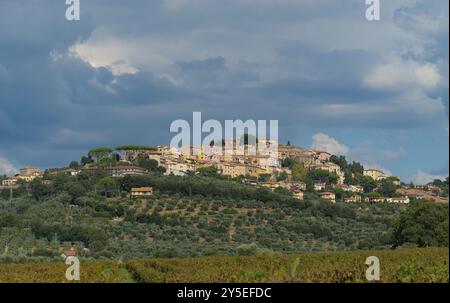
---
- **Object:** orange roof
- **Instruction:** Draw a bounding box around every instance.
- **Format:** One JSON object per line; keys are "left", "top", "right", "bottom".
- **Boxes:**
{"left": 131, "top": 187, "right": 153, "bottom": 192}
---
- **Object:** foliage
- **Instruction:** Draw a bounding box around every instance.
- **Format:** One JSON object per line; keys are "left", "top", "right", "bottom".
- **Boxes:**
{"left": 126, "top": 248, "right": 448, "bottom": 283}
{"left": 379, "top": 179, "right": 397, "bottom": 197}
{"left": 0, "top": 170, "right": 445, "bottom": 262}
{"left": 115, "top": 146, "right": 157, "bottom": 151}
{"left": 307, "top": 169, "right": 338, "bottom": 185}
{"left": 0, "top": 260, "right": 129, "bottom": 283}
{"left": 393, "top": 200, "right": 449, "bottom": 247}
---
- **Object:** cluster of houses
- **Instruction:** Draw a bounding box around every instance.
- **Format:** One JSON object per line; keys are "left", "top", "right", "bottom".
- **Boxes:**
{"left": 1, "top": 165, "right": 43, "bottom": 186}
{"left": 3, "top": 143, "right": 440, "bottom": 205}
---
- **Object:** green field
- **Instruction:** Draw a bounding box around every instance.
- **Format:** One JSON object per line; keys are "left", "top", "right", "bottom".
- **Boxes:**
{"left": 0, "top": 248, "right": 448, "bottom": 283}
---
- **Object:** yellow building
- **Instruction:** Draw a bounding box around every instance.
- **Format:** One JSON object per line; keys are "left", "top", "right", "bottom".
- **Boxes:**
{"left": 319, "top": 192, "right": 336, "bottom": 203}
{"left": 131, "top": 187, "right": 153, "bottom": 197}
{"left": 19, "top": 165, "right": 41, "bottom": 177}
{"left": 293, "top": 190, "right": 304, "bottom": 200}
{"left": 216, "top": 163, "right": 247, "bottom": 178}
{"left": 363, "top": 168, "right": 388, "bottom": 181}
{"left": 344, "top": 195, "right": 362, "bottom": 203}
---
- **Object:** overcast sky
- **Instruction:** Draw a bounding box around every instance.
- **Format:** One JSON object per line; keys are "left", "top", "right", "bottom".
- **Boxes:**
{"left": 0, "top": 0, "right": 448, "bottom": 184}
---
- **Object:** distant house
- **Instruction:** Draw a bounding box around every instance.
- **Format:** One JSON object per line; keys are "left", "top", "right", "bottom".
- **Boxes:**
{"left": 109, "top": 166, "right": 148, "bottom": 178}
{"left": 386, "top": 197, "right": 410, "bottom": 204}
{"left": 216, "top": 162, "right": 246, "bottom": 178}
{"left": 319, "top": 192, "right": 336, "bottom": 203}
{"left": 291, "top": 181, "right": 306, "bottom": 191}
{"left": 81, "top": 165, "right": 148, "bottom": 178}
{"left": 366, "top": 196, "right": 385, "bottom": 203}
{"left": 2, "top": 177, "right": 18, "bottom": 186}
{"left": 164, "top": 160, "right": 196, "bottom": 176}
{"left": 131, "top": 187, "right": 153, "bottom": 198}
{"left": 350, "top": 185, "right": 364, "bottom": 193}
{"left": 65, "top": 169, "right": 81, "bottom": 176}
{"left": 19, "top": 165, "right": 41, "bottom": 177}
{"left": 363, "top": 168, "right": 388, "bottom": 181}
{"left": 340, "top": 184, "right": 364, "bottom": 193}
{"left": 426, "top": 183, "right": 443, "bottom": 193}
{"left": 260, "top": 182, "right": 277, "bottom": 191}
{"left": 314, "top": 182, "right": 326, "bottom": 191}
{"left": 344, "top": 195, "right": 362, "bottom": 203}
{"left": 292, "top": 190, "right": 304, "bottom": 201}
{"left": 313, "top": 151, "right": 332, "bottom": 162}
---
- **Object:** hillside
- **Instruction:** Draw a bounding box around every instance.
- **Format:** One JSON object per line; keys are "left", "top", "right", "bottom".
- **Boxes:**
{"left": 0, "top": 171, "right": 448, "bottom": 261}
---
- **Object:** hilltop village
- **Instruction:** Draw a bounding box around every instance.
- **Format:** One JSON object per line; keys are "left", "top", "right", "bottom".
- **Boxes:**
{"left": 1, "top": 143, "right": 448, "bottom": 204}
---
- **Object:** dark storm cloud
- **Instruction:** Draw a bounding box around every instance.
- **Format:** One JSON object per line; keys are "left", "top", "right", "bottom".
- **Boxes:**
{"left": 0, "top": 0, "right": 448, "bottom": 175}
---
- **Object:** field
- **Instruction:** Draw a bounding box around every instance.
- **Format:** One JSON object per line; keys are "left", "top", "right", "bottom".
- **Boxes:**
{"left": 126, "top": 247, "right": 449, "bottom": 283}
{"left": 1, "top": 248, "right": 447, "bottom": 283}
{"left": 0, "top": 260, "right": 132, "bottom": 283}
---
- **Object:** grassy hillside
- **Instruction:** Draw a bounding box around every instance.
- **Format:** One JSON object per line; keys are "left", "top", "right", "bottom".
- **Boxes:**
{"left": 0, "top": 173, "right": 448, "bottom": 260}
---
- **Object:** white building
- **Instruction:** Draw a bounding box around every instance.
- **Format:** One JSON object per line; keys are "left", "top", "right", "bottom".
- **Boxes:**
{"left": 364, "top": 168, "right": 388, "bottom": 181}
{"left": 386, "top": 197, "right": 410, "bottom": 204}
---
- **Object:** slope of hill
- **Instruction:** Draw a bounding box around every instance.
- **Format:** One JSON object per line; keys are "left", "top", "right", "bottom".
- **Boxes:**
{"left": 0, "top": 172, "right": 448, "bottom": 261}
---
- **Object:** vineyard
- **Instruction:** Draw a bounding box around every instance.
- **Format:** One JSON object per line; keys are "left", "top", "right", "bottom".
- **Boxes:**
{"left": 0, "top": 248, "right": 447, "bottom": 283}
{"left": 125, "top": 247, "right": 449, "bottom": 283}
{"left": 0, "top": 260, "right": 131, "bottom": 283}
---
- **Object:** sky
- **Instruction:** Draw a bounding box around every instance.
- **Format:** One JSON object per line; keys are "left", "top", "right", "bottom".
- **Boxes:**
{"left": 0, "top": 0, "right": 448, "bottom": 184}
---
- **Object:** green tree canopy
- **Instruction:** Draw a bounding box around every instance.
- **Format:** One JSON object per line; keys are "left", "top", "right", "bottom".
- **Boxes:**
{"left": 393, "top": 200, "right": 449, "bottom": 247}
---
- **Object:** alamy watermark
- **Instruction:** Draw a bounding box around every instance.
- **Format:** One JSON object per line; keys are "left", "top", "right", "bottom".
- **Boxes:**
{"left": 65, "top": 0, "right": 80, "bottom": 21}
{"left": 365, "top": 256, "right": 380, "bottom": 281}
{"left": 65, "top": 1, "right": 378, "bottom": 22}
{"left": 366, "top": 0, "right": 380, "bottom": 21}
{"left": 170, "top": 112, "right": 279, "bottom": 157}
{"left": 65, "top": 256, "right": 80, "bottom": 281}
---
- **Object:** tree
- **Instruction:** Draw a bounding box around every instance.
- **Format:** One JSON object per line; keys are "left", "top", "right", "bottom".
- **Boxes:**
{"left": 307, "top": 169, "right": 338, "bottom": 185}
{"left": 88, "top": 147, "right": 113, "bottom": 162}
{"left": 379, "top": 179, "right": 397, "bottom": 197}
{"left": 96, "top": 177, "right": 117, "bottom": 197}
{"left": 348, "top": 161, "right": 364, "bottom": 175}
{"left": 69, "top": 161, "right": 79, "bottom": 169}
{"left": 358, "top": 175, "right": 377, "bottom": 193}
{"left": 393, "top": 201, "right": 449, "bottom": 247}
{"left": 196, "top": 166, "right": 219, "bottom": 177}
{"left": 136, "top": 157, "right": 158, "bottom": 171}
{"left": 292, "top": 162, "right": 307, "bottom": 181}
{"left": 281, "top": 157, "right": 295, "bottom": 169}
{"left": 30, "top": 179, "right": 51, "bottom": 201}
{"left": 330, "top": 155, "right": 347, "bottom": 170}
{"left": 276, "top": 171, "right": 288, "bottom": 182}
{"left": 65, "top": 183, "right": 86, "bottom": 202}
{"left": 80, "top": 156, "right": 94, "bottom": 166}
{"left": 236, "top": 243, "right": 263, "bottom": 256}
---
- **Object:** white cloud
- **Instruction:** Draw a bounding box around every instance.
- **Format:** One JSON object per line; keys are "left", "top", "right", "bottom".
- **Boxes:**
{"left": 0, "top": 157, "right": 18, "bottom": 176}
{"left": 311, "top": 133, "right": 349, "bottom": 155}
{"left": 408, "top": 170, "right": 446, "bottom": 185}
{"left": 364, "top": 60, "right": 441, "bottom": 91}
